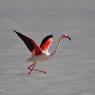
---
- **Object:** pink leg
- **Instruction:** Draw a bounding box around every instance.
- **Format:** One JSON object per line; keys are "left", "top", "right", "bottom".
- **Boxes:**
{"left": 28, "top": 63, "right": 36, "bottom": 75}
{"left": 33, "top": 69, "right": 47, "bottom": 74}
{"left": 28, "top": 63, "right": 34, "bottom": 70}
{"left": 27, "top": 62, "right": 47, "bottom": 74}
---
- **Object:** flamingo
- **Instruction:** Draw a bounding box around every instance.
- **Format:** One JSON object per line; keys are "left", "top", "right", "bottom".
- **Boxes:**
{"left": 13, "top": 30, "right": 71, "bottom": 75}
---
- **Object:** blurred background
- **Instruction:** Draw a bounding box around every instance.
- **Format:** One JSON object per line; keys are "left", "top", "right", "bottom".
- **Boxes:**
{"left": 0, "top": 0, "right": 95, "bottom": 95}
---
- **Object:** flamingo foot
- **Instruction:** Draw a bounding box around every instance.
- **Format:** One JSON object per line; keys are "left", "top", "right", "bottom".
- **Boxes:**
{"left": 33, "top": 69, "right": 47, "bottom": 74}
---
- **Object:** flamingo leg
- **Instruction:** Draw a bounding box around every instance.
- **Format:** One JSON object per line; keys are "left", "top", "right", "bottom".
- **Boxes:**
{"left": 32, "top": 69, "right": 47, "bottom": 74}
{"left": 28, "top": 62, "right": 47, "bottom": 74}
{"left": 28, "top": 63, "right": 36, "bottom": 75}
{"left": 28, "top": 63, "right": 35, "bottom": 70}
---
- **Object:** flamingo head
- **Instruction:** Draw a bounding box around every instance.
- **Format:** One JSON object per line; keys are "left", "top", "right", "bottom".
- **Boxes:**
{"left": 61, "top": 33, "right": 71, "bottom": 41}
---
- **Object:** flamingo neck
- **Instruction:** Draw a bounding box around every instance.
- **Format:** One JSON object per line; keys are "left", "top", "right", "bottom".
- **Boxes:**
{"left": 50, "top": 36, "right": 62, "bottom": 57}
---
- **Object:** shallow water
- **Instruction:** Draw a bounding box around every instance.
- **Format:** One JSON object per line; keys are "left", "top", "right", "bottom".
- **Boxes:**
{"left": 0, "top": 0, "right": 95, "bottom": 95}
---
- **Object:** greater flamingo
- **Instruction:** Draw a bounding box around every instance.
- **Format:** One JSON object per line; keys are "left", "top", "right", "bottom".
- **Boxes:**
{"left": 13, "top": 30, "right": 71, "bottom": 74}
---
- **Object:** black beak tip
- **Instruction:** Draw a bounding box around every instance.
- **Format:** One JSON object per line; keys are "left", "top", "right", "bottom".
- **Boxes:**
{"left": 69, "top": 37, "right": 71, "bottom": 41}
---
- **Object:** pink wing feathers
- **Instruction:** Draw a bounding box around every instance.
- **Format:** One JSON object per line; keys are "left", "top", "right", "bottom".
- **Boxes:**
{"left": 40, "top": 35, "right": 53, "bottom": 51}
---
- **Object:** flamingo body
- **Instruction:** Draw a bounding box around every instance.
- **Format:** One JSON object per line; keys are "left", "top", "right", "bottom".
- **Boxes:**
{"left": 13, "top": 30, "right": 71, "bottom": 74}
{"left": 26, "top": 51, "right": 50, "bottom": 62}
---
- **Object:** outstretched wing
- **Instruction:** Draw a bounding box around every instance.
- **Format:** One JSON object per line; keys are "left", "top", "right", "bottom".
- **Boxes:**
{"left": 13, "top": 30, "right": 42, "bottom": 55}
{"left": 40, "top": 35, "right": 53, "bottom": 51}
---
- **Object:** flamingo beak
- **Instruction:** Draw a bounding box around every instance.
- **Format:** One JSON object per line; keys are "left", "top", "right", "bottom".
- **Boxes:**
{"left": 62, "top": 34, "right": 71, "bottom": 41}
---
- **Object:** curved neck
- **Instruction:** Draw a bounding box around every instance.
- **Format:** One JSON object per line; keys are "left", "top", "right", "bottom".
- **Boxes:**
{"left": 50, "top": 36, "right": 62, "bottom": 57}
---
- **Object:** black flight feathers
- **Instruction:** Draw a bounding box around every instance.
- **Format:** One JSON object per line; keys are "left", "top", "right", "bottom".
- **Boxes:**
{"left": 40, "top": 35, "right": 53, "bottom": 47}
{"left": 13, "top": 30, "right": 53, "bottom": 52}
{"left": 13, "top": 30, "right": 34, "bottom": 52}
